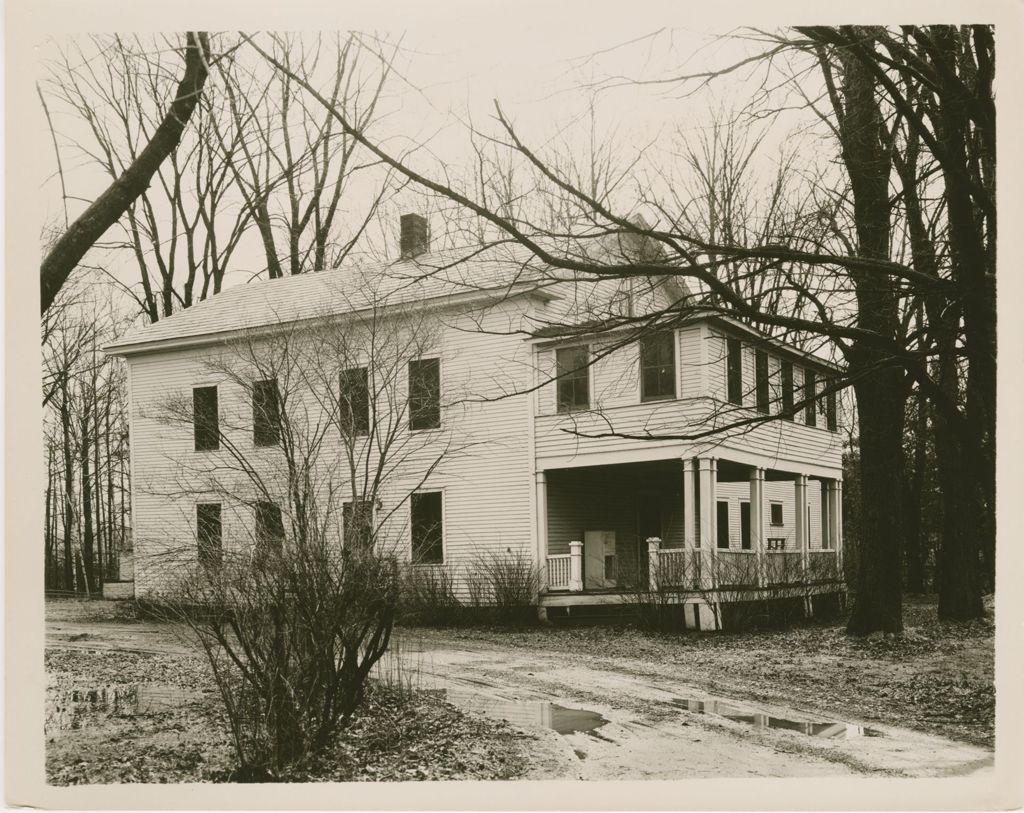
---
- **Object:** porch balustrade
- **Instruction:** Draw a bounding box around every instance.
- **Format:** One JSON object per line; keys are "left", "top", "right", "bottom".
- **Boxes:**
{"left": 806, "top": 549, "right": 841, "bottom": 582}
{"left": 545, "top": 553, "right": 572, "bottom": 591}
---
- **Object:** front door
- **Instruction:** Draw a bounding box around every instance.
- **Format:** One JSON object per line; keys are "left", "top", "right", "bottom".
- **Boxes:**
{"left": 636, "top": 493, "right": 662, "bottom": 586}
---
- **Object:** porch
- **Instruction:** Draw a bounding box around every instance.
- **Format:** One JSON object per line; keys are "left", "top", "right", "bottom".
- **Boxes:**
{"left": 536, "top": 456, "right": 844, "bottom": 622}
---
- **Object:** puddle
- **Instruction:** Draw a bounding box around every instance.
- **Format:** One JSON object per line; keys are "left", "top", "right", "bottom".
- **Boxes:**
{"left": 46, "top": 684, "right": 198, "bottom": 733}
{"left": 439, "top": 688, "right": 609, "bottom": 736}
{"left": 671, "top": 697, "right": 883, "bottom": 739}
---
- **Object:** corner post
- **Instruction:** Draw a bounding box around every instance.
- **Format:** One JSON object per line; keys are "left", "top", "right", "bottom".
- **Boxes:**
{"left": 647, "top": 537, "right": 661, "bottom": 592}
{"left": 568, "top": 540, "right": 584, "bottom": 592}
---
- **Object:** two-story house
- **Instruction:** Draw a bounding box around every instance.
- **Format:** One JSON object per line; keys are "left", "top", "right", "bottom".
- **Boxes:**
{"left": 106, "top": 214, "right": 845, "bottom": 629}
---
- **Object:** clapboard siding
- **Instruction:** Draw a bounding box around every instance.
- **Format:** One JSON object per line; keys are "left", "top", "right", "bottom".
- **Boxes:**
{"left": 127, "top": 299, "right": 536, "bottom": 598}
{"left": 715, "top": 480, "right": 824, "bottom": 551}
{"left": 545, "top": 462, "right": 685, "bottom": 570}
{"left": 534, "top": 325, "right": 843, "bottom": 476}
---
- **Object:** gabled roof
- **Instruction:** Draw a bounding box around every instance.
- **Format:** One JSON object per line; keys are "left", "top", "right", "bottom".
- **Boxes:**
{"left": 105, "top": 242, "right": 554, "bottom": 356}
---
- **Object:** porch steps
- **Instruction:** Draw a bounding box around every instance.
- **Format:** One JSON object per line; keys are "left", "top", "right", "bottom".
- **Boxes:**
{"left": 544, "top": 602, "right": 640, "bottom": 626}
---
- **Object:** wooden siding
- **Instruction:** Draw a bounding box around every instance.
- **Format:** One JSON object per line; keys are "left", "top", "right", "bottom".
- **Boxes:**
{"left": 715, "top": 480, "right": 825, "bottom": 551}
{"left": 535, "top": 326, "right": 843, "bottom": 476}
{"left": 544, "top": 461, "right": 685, "bottom": 576}
{"left": 126, "top": 299, "right": 536, "bottom": 598}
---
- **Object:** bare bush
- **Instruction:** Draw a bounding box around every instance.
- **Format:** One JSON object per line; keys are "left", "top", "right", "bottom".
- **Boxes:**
{"left": 469, "top": 549, "right": 540, "bottom": 626}
{"left": 398, "top": 563, "right": 463, "bottom": 627}
{"left": 158, "top": 541, "right": 398, "bottom": 778}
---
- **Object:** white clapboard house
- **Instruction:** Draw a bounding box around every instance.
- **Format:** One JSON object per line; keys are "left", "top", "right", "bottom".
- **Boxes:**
{"left": 106, "top": 215, "right": 845, "bottom": 628}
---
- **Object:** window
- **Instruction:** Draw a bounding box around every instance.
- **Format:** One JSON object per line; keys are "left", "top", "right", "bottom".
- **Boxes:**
{"left": 197, "top": 503, "right": 222, "bottom": 567}
{"left": 825, "top": 380, "right": 838, "bottom": 432}
{"left": 640, "top": 332, "right": 675, "bottom": 401}
{"left": 781, "top": 361, "right": 794, "bottom": 421}
{"left": 340, "top": 367, "right": 370, "bottom": 436}
{"left": 770, "top": 501, "right": 784, "bottom": 527}
{"left": 821, "top": 490, "right": 831, "bottom": 550}
{"left": 556, "top": 346, "right": 590, "bottom": 412}
{"left": 755, "top": 350, "right": 770, "bottom": 414}
{"left": 409, "top": 358, "right": 441, "bottom": 430}
{"left": 343, "top": 500, "right": 374, "bottom": 550}
{"left": 252, "top": 379, "right": 280, "bottom": 447}
{"left": 255, "top": 501, "right": 285, "bottom": 557}
{"left": 193, "top": 386, "right": 219, "bottom": 451}
{"left": 803, "top": 369, "right": 817, "bottom": 427}
{"left": 740, "top": 501, "right": 751, "bottom": 550}
{"left": 716, "top": 500, "right": 730, "bottom": 549}
{"left": 726, "top": 338, "right": 743, "bottom": 405}
{"left": 411, "top": 492, "right": 443, "bottom": 564}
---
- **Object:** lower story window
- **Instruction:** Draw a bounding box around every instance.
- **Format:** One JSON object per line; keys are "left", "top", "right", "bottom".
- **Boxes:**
{"left": 343, "top": 500, "right": 374, "bottom": 550}
{"left": 255, "top": 501, "right": 285, "bottom": 558}
{"left": 197, "top": 503, "right": 222, "bottom": 567}
{"left": 411, "top": 491, "right": 443, "bottom": 564}
{"left": 716, "top": 500, "right": 730, "bottom": 549}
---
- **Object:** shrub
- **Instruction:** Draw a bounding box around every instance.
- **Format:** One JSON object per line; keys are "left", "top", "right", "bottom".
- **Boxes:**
{"left": 397, "top": 562, "right": 464, "bottom": 626}
{"left": 157, "top": 542, "right": 400, "bottom": 779}
{"left": 469, "top": 549, "right": 539, "bottom": 626}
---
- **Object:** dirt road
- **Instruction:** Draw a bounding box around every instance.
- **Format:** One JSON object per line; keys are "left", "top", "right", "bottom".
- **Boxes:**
{"left": 46, "top": 601, "right": 994, "bottom": 781}
{"left": 389, "top": 628, "right": 993, "bottom": 780}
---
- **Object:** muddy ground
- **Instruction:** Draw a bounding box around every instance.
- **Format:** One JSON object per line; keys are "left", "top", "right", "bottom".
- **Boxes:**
{"left": 45, "top": 596, "right": 993, "bottom": 782}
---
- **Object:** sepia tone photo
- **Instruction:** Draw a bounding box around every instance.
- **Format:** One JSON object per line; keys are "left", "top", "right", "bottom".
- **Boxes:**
{"left": 9, "top": 5, "right": 1017, "bottom": 806}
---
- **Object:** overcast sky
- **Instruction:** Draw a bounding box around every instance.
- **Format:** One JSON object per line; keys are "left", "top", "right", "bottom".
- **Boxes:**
{"left": 36, "top": 13, "right": 818, "bottom": 314}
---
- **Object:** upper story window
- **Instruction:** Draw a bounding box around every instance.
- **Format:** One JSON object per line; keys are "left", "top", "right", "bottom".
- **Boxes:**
{"left": 340, "top": 367, "right": 370, "bottom": 436}
{"left": 556, "top": 346, "right": 590, "bottom": 412}
{"left": 781, "top": 360, "right": 795, "bottom": 421}
{"left": 193, "top": 386, "right": 219, "bottom": 452}
{"left": 825, "top": 379, "right": 838, "bottom": 432}
{"left": 252, "top": 379, "right": 280, "bottom": 447}
{"left": 804, "top": 369, "right": 817, "bottom": 427}
{"left": 755, "top": 350, "right": 770, "bottom": 414}
{"left": 726, "top": 338, "right": 743, "bottom": 406}
{"left": 408, "top": 358, "right": 441, "bottom": 431}
{"left": 197, "top": 503, "right": 222, "bottom": 568}
{"left": 343, "top": 499, "right": 374, "bottom": 550}
{"left": 411, "top": 491, "right": 444, "bottom": 564}
{"left": 640, "top": 332, "right": 675, "bottom": 402}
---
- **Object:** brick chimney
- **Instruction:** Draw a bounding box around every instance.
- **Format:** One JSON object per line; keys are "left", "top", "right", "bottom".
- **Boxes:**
{"left": 399, "top": 213, "right": 429, "bottom": 259}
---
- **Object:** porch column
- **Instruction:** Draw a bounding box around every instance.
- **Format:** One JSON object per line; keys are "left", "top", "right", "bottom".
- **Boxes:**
{"left": 698, "top": 457, "right": 718, "bottom": 588}
{"left": 568, "top": 540, "right": 584, "bottom": 592}
{"left": 535, "top": 471, "right": 548, "bottom": 590}
{"left": 794, "top": 474, "right": 808, "bottom": 575}
{"left": 682, "top": 458, "right": 696, "bottom": 552}
{"left": 749, "top": 467, "right": 765, "bottom": 587}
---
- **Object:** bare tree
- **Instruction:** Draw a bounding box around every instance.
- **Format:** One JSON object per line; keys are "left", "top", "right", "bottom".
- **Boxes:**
{"left": 40, "top": 32, "right": 211, "bottom": 314}
{"left": 138, "top": 286, "right": 465, "bottom": 776}
{"left": 249, "top": 25, "right": 994, "bottom": 633}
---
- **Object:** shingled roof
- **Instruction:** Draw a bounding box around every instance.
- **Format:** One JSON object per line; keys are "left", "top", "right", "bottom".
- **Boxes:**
{"left": 105, "top": 242, "right": 554, "bottom": 355}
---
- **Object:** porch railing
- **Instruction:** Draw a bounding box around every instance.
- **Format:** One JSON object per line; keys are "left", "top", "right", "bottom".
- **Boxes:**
{"left": 807, "top": 549, "right": 840, "bottom": 582}
{"left": 546, "top": 554, "right": 572, "bottom": 591}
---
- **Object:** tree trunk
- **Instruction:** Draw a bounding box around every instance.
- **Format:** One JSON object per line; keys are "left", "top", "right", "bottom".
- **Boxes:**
{"left": 40, "top": 32, "right": 211, "bottom": 313}
{"left": 80, "top": 386, "right": 96, "bottom": 593}
{"left": 904, "top": 378, "right": 928, "bottom": 594}
{"left": 60, "top": 383, "right": 75, "bottom": 591}
{"left": 832, "top": 29, "right": 907, "bottom": 635}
